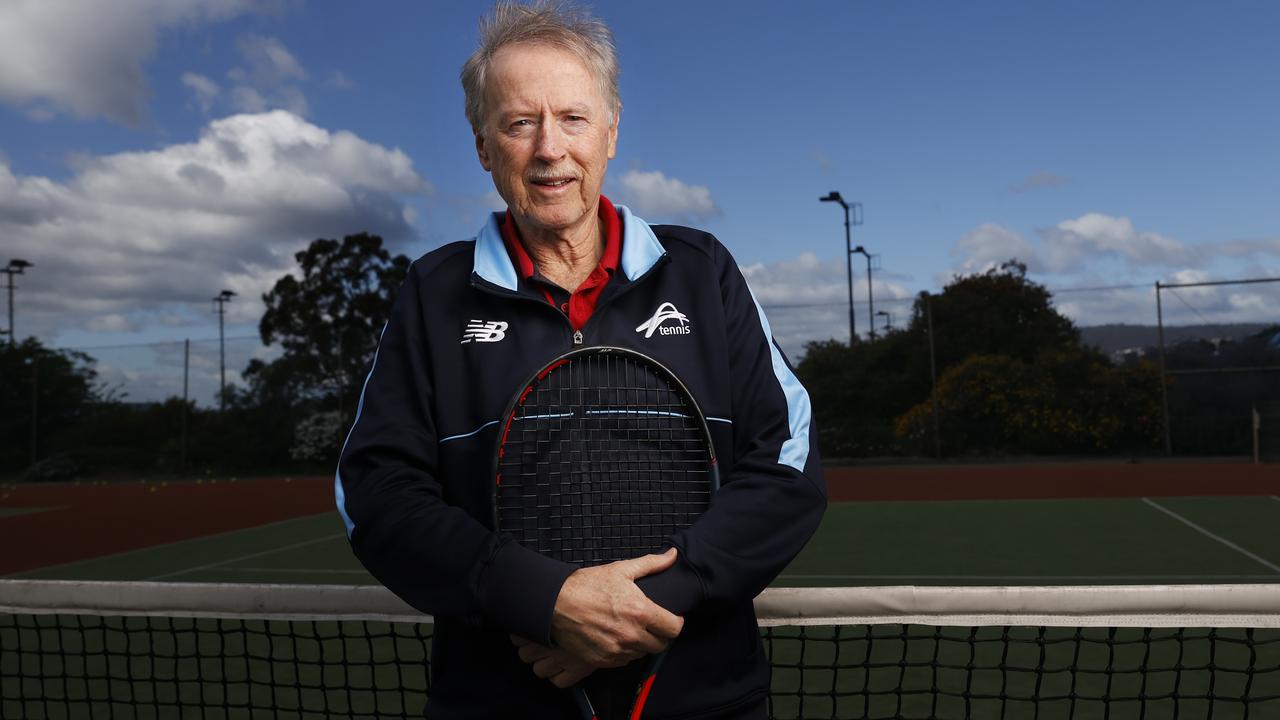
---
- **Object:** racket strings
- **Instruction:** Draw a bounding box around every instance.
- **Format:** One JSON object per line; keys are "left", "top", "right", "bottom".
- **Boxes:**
{"left": 496, "top": 352, "right": 713, "bottom": 567}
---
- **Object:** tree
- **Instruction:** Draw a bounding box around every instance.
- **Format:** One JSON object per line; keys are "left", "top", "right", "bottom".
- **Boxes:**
{"left": 894, "top": 353, "right": 1163, "bottom": 455}
{"left": 919, "top": 260, "right": 1081, "bottom": 368}
{"left": 0, "top": 339, "right": 100, "bottom": 472}
{"left": 795, "top": 260, "right": 1116, "bottom": 458}
{"left": 256, "top": 232, "right": 410, "bottom": 407}
{"left": 795, "top": 330, "right": 933, "bottom": 457}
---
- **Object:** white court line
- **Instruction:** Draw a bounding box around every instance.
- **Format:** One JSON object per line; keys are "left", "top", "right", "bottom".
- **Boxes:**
{"left": 1271, "top": 496, "right": 1280, "bottom": 502}
{"left": 6, "top": 513, "right": 337, "bottom": 579}
{"left": 230, "top": 567, "right": 371, "bottom": 575}
{"left": 1142, "top": 497, "right": 1280, "bottom": 574}
{"left": 147, "top": 533, "right": 346, "bottom": 581}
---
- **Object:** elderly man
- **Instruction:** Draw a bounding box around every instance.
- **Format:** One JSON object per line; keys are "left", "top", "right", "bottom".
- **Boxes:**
{"left": 336, "top": 2, "right": 825, "bottom": 718}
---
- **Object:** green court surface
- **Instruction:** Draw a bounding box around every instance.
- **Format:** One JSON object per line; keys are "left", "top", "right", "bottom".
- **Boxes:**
{"left": 11, "top": 496, "right": 1280, "bottom": 586}
{"left": 7, "top": 496, "right": 1280, "bottom": 719}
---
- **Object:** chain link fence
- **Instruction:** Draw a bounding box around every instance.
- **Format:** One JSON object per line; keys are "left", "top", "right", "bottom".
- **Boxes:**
{"left": 2, "top": 279, "right": 1277, "bottom": 479}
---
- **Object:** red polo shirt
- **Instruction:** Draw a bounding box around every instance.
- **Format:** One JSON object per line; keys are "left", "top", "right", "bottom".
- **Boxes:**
{"left": 500, "top": 195, "right": 622, "bottom": 331}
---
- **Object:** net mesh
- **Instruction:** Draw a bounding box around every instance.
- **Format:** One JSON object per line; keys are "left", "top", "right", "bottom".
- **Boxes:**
{"left": 4, "top": 582, "right": 1280, "bottom": 719}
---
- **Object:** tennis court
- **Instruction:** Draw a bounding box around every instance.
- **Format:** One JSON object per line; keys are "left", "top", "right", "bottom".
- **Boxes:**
{"left": 4, "top": 461, "right": 1280, "bottom": 586}
{"left": 4, "top": 461, "right": 1280, "bottom": 718}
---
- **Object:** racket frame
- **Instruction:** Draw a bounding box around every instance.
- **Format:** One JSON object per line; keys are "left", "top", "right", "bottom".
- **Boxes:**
{"left": 490, "top": 345, "right": 720, "bottom": 720}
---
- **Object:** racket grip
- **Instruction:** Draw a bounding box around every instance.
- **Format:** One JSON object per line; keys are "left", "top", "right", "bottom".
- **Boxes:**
{"left": 628, "top": 650, "right": 669, "bottom": 720}
{"left": 573, "top": 686, "right": 598, "bottom": 720}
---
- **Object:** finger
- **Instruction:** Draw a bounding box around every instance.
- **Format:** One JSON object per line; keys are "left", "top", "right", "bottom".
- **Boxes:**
{"left": 518, "top": 643, "right": 552, "bottom": 664}
{"left": 640, "top": 602, "right": 684, "bottom": 641}
{"left": 531, "top": 655, "right": 563, "bottom": 679}
{"left": 618, "top": 547, "right": 678, "bottom": 579}
{"left": 628, "top": 628, "right": 673, "bottom": 656}
{"left": 551, "top": 664, "right": 594, "bottom": 688}
{"left": 510, "top": 634, "right": 530, "bottom": 647}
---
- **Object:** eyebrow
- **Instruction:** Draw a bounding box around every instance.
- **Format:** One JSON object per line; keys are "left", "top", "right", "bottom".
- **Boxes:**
{"left": 496, "top": 102, "right": 594, "bottom": 120}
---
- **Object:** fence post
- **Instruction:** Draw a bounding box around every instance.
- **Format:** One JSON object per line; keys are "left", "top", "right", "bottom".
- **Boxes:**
{"left": 182, "top": 339, "right": 190, "bottom": 474}
{"left": 29, "top": 356, "right": 38, "bottom": 466}
{"left": 1255, "top": 406, "right": 1262, "bottom": 465}
{"left": 1155, "top": 281, "right": 1173, "bottom": 456}
{"left": 925, "top": 292, "right": 942, "bottom": 459}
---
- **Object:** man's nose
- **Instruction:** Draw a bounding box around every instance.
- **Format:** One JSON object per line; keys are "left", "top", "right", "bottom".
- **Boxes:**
{"left": 534, "top": 121, "right": 566, "bottom": 162}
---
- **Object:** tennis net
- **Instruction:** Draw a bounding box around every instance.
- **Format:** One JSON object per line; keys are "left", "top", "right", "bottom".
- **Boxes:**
{"left": 4, "top": 581, "right": 1280, "bottom": 719}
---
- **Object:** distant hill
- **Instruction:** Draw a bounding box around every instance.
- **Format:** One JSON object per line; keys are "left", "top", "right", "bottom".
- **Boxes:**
{"left": 1080, "top": 323, "right": 1274, "bottom": 354}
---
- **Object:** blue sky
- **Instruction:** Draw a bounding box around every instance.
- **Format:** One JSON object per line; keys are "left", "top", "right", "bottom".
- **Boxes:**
{"left": 2, "top": 0, "right": 1278, "bottom": 402}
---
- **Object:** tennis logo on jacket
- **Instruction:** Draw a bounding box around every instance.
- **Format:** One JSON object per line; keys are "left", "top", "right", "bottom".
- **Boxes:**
{"left": 635, "top": 302, "right": 691, "bottom": 338}
{"left": 461, "top": 320, "right": 508, "bottom": 344}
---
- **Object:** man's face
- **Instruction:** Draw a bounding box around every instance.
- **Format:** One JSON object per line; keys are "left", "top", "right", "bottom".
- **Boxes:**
{"left": 476, "top": 42, "right": 618, "bottom": 237}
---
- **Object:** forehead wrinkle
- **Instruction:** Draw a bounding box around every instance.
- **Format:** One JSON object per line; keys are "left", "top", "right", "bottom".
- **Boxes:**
{"left": 486, "top": 44, "right": 606, "bottom": 119}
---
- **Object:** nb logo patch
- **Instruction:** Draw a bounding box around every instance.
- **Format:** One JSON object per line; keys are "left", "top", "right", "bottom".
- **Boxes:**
{"left": 461, "top": 320, "right": 508, "bottom": 344}
{"left": 635, "top": 302, "right": 691, "bottom": 338}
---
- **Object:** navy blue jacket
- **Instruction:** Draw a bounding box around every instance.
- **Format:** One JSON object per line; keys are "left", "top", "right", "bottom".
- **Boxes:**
{"left": 336, "top": 205, "right": 826, "bottom": 718}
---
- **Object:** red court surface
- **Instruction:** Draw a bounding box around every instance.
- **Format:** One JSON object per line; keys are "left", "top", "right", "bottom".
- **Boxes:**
{"left": 0, "top": 476, "right": 331, "bottom": 576}
{"left": 1, "top": 462, "right": 1275, "bottom": 576}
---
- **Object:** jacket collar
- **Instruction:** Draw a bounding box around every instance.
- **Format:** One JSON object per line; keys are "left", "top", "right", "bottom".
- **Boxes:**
{"left": 472, "top": 203, "right": 664, "bottom": 291}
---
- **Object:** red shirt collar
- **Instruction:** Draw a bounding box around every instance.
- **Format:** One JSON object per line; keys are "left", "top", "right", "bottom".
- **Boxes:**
{"left": 500, "top": 195, "right": 621, "bottom": 283}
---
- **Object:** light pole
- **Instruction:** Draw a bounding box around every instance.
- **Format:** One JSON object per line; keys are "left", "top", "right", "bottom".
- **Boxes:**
{"left": 3, "top": 259, "right": 33, "bottom": 347}
{"left": 213, "top": 290, "right": 236, "bottom": 410}
{"left": 852, "top": 245, "right": 876, "bottom": 340}
{"left": 875, "top": 310, "right": 892, "bottom": 333}
{"left": 818, "top": 192, "right": 863, "bottom": 343}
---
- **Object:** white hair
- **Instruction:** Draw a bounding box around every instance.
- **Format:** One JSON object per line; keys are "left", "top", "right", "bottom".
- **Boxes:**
{"left": 460, "top": 0, "right": 620, "bottom": 134}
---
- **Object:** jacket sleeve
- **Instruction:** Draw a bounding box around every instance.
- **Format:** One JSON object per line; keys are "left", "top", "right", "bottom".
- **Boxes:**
{"left": 637, "top": 240, "right": 827, "bottom": 614}
{"left": 335, "top": 268, "right": 575, "bottom": 645}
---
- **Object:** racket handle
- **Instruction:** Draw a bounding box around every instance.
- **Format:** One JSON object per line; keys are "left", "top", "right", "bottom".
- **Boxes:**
{"left": 627, "top": 650, "right": 669, "bottom": 720}
{"left": 573, "top": 686, "right": 598, "bottom": 720}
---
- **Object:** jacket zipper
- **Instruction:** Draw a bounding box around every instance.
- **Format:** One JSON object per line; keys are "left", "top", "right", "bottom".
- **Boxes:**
{"left": 471, "top": 252, "right": 670, "bottom": 349}
{"left": 470, "top": 274, "right": 580, "bottom": 348}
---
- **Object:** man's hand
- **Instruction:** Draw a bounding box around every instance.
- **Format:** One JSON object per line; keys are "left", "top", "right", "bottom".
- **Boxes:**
{"left": 510, "top": 635, "right": 597, "bottom": 688}
{"left": 549, "top": 547, "right": 684, "bottom": 668}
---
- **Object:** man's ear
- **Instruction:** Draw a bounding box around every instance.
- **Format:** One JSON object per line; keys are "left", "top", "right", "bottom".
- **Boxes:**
{"left": 476, "top": 130, "right": 492, "bottom": 171}
{"left": 607, "top": 105, "right": 621, "bottom": 159}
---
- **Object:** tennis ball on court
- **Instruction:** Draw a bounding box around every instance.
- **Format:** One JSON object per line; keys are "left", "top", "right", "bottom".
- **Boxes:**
{"left": 149, "top": 487, "right": 157, "bottom": 493}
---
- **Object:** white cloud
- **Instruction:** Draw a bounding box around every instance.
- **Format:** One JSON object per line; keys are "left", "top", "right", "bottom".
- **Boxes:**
{"left": 949, "top": 223, "right": 1039, "bottom": 277}
{"left": 181, "top": 72, "right": 221, "bottom": 113}
{"left": 227, "top": 34, "right": 309, "bottom": 116}
{"left": 946, "top": 213, "right": 1211, "bottom": 284}
{"left": 0, "top": 110, "right": 428, "bottom": 341}
{"left": 740, "top": 252, "right": 915, "bottom": 355}
{"left": 1040, "top": 213, "right": 1192, "bottom": 272}
{"left": 230, "top": 86, "right": 268, "bottom": 113}
{"left": 237, "top": 34, "right": 307, "bottom": 83}
{"left": 0, "top": 0, "right": 262, "bottom": 125}
{"left": 613, "top": 169, "right": 719, "bottom": 222}
{"left": 943, "top": 215, "right": 1280, "bottom": 328}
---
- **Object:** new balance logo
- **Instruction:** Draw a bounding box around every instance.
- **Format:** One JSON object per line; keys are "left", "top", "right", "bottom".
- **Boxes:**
{"left": 461, "top": 320, "right": 508, "bottom": 344}
{"left": 635, "top": 302, "right": 691, "bottom": 338}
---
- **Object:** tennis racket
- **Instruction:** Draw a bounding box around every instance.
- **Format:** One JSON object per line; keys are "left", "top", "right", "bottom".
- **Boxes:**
{"left": 493, "top": 346, "right": 719, "bottom": 720}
